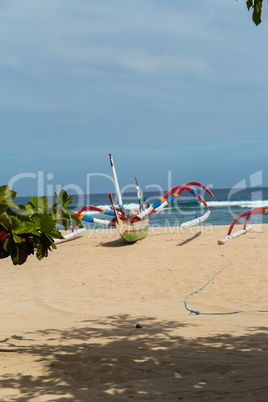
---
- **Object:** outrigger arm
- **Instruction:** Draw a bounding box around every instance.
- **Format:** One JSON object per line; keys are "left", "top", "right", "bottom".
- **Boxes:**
{"left": 218, "top": 207, "right": 268, "bottom": 244}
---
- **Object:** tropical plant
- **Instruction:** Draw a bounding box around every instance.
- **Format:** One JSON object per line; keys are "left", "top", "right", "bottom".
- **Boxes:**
{"left": 0, "top": 185, "right": 83, "bottom": 265}
{"left": 244, "top": 0, "right": 263, "bottom": 25}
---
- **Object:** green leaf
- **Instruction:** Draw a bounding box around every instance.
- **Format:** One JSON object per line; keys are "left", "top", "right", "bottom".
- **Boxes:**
{"left": 3, "top": 237, "right": 10, "bottom": 252}
{"left": 35, "top": 234, "right": 54, "bottom": 260}
{"left": 5, "top": 202, "right": 19, "bottom": 214}
{"left": 10, "top": 216, "right": 20, "bottom": 232}
{"left": 55, "top": 190, "right": 74, "bottom": 208}
{"left": 12, "top": 234, "right": 23, "bottom": 244}
{"left": 56, "top": 216, "right": 69, "bottom": 230}
{"left": 14, "top": 221, "right": 37, "bottom": 235}
{"left": 0, "top": 185, "right": 18, "bottom": 215}
{"left": 36, "top": 243, "right": 44, "bottom": 260}
{"left": 55, "top": 189, "right": 68, "bottom": 206}
{"left": 50, "top": 241, "right": 57, "bottom": 250}
{"left": 39, "top": 214, "right": 56, "bottom": 234}
{"left": 252, "top": 0, "right": 262, "bottom": 25}
{"left": 67, "top": 210, "right": 83, "bottom": 228}
{"left": 46, "top": 236, "right": 58, "bottom": 249}
{"left": 47, "top": 202, "right": 59, "bottom": 216}
{"left": 0, "top": 213, "right": 12, "bottom": 231}
{"left": 30, "top": 195, "right": 39, "bottom": 210}
{"left": 0, "top": 203, "right": 9, "bottom": 214}
{"left": 17, "top": 209, "right": 34, "bottom": 221}
{"left": 8, "top": 239, "right": 20, "bottom": 265}
{"left": 49, "top": 230, "right": 64, "bottom": 240}
{"left": 24, "top": 202, "right": 36, "bottom": 213}
{"left": 56, "top": 208, "right": 83, "bottom": 230}
{"left": 246, "top": 0, "right": 253, "bottom": 10}
{"left": 0, "top": 243, "right": 9, "bottom": 259}
{"left": 0, "top": 185, "right": 17, "bottom": 203}
{"left": 17, "top": 242, "right": 31, "bottom": 265}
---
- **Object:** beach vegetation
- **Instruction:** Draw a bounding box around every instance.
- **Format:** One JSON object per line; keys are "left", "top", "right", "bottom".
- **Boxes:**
{"left": 0, "top": 185, "right": 82, "bottom": 265}
{"left": 243, "top": 0, "right": 263, "bottom": 25}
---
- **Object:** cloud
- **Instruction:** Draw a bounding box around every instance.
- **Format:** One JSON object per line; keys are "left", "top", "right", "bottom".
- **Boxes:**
{"left": 1, "top": 0, "right": 268, "bottom": 192}
{"left": 0, "top": 1, "right": 222, "bottom": 78}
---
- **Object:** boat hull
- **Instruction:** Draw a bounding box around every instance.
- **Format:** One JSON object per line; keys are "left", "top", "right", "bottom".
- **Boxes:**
{"left": 116, "top": 217, "right": 149, "bottom": 242}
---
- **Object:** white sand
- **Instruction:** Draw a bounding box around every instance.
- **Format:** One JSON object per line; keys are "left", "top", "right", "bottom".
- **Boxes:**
{"left": 0, "top": 225, "right": 268, "bottom": 401}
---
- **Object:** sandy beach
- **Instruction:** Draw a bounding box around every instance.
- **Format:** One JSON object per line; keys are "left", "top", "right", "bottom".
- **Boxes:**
{"left": 0, "top": 224, "right": 268, "bottom": 401}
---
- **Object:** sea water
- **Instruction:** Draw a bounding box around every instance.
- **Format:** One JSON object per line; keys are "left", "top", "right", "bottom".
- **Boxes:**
{"left": 15, "top": 187, "right": 268, "bottom": 230}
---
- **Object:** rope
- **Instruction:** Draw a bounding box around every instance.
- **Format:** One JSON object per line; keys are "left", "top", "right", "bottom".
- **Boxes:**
{"left": 184, "top": 260, "right": 268, "bottom": 315}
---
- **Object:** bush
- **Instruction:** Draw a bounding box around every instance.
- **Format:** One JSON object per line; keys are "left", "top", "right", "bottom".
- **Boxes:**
{"left": 0, "top": 185, "right": 83, "bottom": 265}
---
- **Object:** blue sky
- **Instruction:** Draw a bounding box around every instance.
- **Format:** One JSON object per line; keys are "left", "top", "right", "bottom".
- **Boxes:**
{"left": 1, "top": 0, "right": 268, "bottom": 197}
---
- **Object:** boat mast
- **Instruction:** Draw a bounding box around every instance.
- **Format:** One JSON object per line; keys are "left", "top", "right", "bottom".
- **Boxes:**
{"left": 109, "top": 153, "right": 123, "bottom": 206}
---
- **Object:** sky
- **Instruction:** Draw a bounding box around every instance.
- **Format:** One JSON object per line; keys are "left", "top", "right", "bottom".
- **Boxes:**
{"left": 1, "top": 0, "right": 268, "bottom": 197}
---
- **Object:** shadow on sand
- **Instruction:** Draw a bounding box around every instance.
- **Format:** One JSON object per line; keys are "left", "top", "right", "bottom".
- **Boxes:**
{"left": 1, "top": 315, "right": 268, "bottom": 401}
{"left": 177, "top": 231, "right": 202, "bottom": 246}
{"left": 98, "top": 238, "right": 135, "bottom": 248}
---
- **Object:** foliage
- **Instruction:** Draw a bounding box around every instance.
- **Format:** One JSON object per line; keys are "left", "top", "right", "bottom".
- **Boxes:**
{"left": 245, "top": 0, "right": 263, "bottom": 25}
{"left": 0, "top": 185, "right": 83, "bottom": 265}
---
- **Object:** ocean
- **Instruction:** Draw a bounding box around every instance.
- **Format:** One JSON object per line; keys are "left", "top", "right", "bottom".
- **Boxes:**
{"left": 14, "top": 187, "right": 268, "bottom": 230}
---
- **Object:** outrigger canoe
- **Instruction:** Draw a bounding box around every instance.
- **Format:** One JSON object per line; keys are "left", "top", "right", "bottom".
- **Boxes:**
{"left": 71, "top": 154, "right": 215, "bottom": 243}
